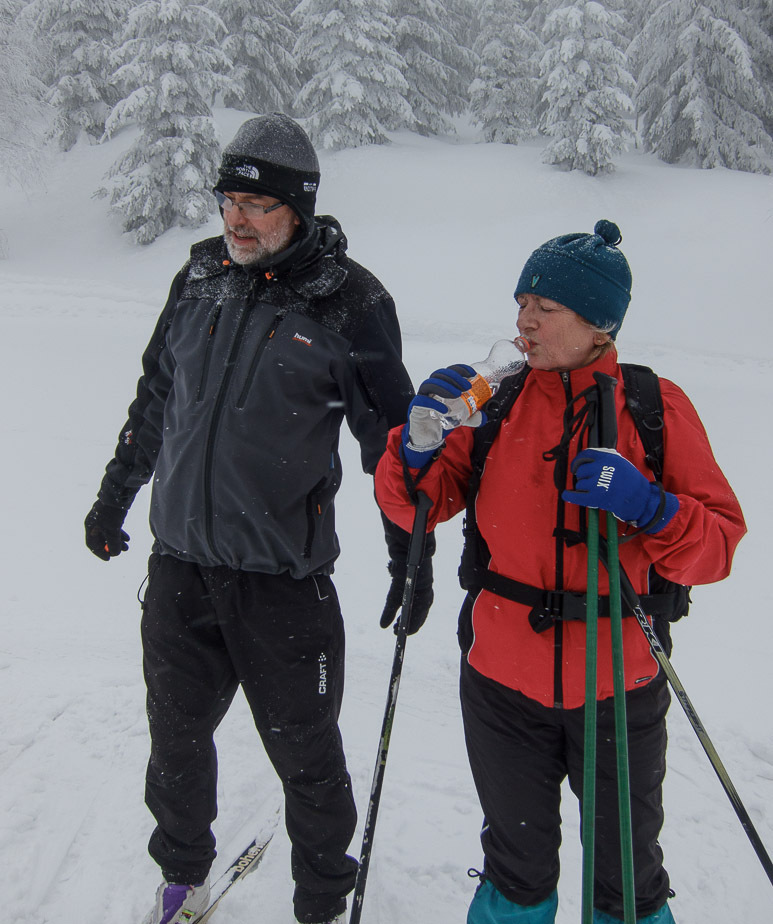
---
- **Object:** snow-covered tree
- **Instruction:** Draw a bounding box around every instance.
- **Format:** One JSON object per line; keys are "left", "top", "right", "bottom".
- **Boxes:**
{"left": 216, "top": 0, "right": 299, "bottom": 114}
{"left": 391, "top": 0, "right": 469, "bottom": 135}
{"left": 631, "top": 0, "right": 773, "bottom": 172}
{"left": 292, "top": 0, "right": 413, "bottom": 150}
{"left": 440, "top": 0, "right": 481, "bottom": 117}
{"left": 0, "top": 0, "right": 51, "bottom": 185}
{"left": 99, "top": 0, "right": 229, "bottom": 244}
{"left": 539, "top": 0, "right": 635, "bottom": 175}
{"left": 27, "top": 0, "right": 124, "bottom": 150}
{"left": 749, "top": 0, "right": 773, "bottom": 136}
{"left": 470, "top": 0, "right": 541, "bottom": 143}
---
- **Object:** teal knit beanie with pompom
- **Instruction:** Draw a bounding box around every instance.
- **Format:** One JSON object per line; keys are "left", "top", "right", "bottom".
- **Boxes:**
{"left": 514, "top": 219, "right": 632, "bottom": 339}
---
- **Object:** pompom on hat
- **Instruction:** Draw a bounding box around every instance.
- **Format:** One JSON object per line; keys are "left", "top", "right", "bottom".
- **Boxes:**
{"left": 214, "top": 113, "right": 320, "bottom": 235}
{"left": 514, "top": 219, "right": 632, "bottom": 339}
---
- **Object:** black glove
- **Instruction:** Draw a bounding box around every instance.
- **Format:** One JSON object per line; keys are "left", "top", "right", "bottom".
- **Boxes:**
{"left": 379, "top": 515, "right": 436, "bottom": 635}
{"left": 84, "top": 500, "right": 130, "bottom": 561}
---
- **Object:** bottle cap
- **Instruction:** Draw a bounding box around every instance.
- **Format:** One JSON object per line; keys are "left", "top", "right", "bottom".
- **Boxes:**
{"left": 514, "top": 336, "right": 532, "bottom": 353}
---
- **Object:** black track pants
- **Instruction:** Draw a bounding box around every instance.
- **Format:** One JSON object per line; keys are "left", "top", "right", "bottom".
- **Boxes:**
{"left": 460, "top": 659, "right": 672, "bottom": 919}
{"left": 141, "top": 553, "right": 358, "bottom": 921}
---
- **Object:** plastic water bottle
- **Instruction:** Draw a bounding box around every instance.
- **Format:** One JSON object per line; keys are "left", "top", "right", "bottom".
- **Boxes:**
{"left": 432, "top": 338, "right": 528, "bottom": 429}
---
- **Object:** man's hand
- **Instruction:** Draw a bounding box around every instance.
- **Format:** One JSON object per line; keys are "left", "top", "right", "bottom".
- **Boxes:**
{"left": 85, "top": 500, "right": 130, "bottom": 561}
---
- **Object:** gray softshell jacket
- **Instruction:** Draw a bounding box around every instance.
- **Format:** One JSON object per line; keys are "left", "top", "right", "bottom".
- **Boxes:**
{"left": 97, "top": 217, "right": 415, "bottom": 577}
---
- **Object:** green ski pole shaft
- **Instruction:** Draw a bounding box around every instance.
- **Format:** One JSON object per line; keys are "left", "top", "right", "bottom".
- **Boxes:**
{"left": 582, "top": 372, "right": 620, "bottom": 921}
{"left": 606, "top": 516, "right": 637, "bottom": 923}
{"left": 581, "top": 507, "right": 600, "bottom": 924}
{"left": 589, "top": 371, "right": 636, "bottom": 920}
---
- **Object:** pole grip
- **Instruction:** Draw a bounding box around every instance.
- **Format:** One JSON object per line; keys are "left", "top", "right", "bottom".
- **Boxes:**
{"left": 592, "top": 372, "right": 618, "bottom": 449}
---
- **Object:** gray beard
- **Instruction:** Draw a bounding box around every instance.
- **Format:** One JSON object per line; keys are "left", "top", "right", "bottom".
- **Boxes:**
{"left": 223, "top": 226, "right": 291, "bottom": 266}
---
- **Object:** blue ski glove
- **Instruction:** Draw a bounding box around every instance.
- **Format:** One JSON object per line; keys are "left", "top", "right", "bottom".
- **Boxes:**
{"left": 401, "top": 394, "right": 447, "bottom": 467}
{"left": 401, "top": 365, "right": 485, "bottom": 468}
{"left": 563, "top": 448, "right": 679, "bottom": 534}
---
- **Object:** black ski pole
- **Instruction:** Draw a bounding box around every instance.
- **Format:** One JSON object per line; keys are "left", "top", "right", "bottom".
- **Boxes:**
{"left": 349, "top": 490, "right": 433, "bottom": 924}
{"left": 597, "top": 539, "right": 773, "bottom": 889}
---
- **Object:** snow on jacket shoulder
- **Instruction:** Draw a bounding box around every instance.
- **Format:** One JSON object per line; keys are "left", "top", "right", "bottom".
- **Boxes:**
{"left": 98, "top": 218, "right": 414, "bottom": 577}
{"left": 375, "top": 349, "right": 746, "bottom": 708}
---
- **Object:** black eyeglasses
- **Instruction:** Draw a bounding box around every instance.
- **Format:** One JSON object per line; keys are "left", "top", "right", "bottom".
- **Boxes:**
{"left": 215, "top": 190, "right": 286, "bottom": 219}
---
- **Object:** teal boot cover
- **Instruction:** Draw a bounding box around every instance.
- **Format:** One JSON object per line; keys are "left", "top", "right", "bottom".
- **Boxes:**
{"left": 467, "top": 880, "right": 558, "bottom": 924}
{"left": 593, "top": 903, "right": 675, "bottom": 924}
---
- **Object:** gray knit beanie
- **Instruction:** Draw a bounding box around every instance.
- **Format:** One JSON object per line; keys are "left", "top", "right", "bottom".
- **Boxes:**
{"left": 215, "top": 114, "right": 320, "bottom": 234}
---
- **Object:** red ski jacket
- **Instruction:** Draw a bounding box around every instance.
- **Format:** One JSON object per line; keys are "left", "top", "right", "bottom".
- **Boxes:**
{"left": 375, "top": 349, "right": 746, "bottom": 709}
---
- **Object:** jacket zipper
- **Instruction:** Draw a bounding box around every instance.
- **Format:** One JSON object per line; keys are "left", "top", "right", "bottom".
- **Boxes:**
{"left": 203, "top": 305, "right": 252, "bottom": 559}
{"left": 196, "top": 302, "right": 223, "bottom": 402}
{"left": 553, "top": 370, "right": 574, "bottom": 709}
{"left": 235, "top": 312, "right": 285, "bottom": 409}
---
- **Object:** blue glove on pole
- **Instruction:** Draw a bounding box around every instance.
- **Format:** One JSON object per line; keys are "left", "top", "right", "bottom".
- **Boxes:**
{"left": 563, "top": 447, "right": 679, "bottom": 534}
{"left": 402, "top": 365, "right": 485, "bottom": 468}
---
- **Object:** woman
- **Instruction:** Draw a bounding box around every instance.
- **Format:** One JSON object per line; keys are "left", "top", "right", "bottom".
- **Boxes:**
{"left": 375, "top": 221, "right": 746, "bottom": 923}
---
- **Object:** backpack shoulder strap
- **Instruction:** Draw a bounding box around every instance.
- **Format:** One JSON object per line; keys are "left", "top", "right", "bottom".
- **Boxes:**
{"left": 620, "top": 363, "right": 665, "bottom": 480}
{"left": 460, "top": 365, "right": 530, "bottom": 592}
{"left": 469, "top": 364, "right": 531, "bottom": 478}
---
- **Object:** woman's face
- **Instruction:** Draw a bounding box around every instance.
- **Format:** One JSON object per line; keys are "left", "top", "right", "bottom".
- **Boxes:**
{"left": 516, "top": 293, "right": 610, "bottom": 371}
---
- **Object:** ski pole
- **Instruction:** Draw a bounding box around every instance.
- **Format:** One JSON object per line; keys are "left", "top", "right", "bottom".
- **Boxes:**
{"left": 581, "top": 374, "right": 636, "bottom": 922}
{"left": 606, "top": 516, "right": 636, "bottom": 923}
{"left": 581, "top": 380, "right": 606, "bottom": 924}
{"left": 349, "top": 490, "right": 433, "bottom": 924}
{"left": 593, "top": 372, "right": 636, "bottom": 923}
{"left": 581, "top": 504, "right": 600, "bottom": 924}
{"left": 598, "top": 544, "right": 773, "bottom": 890}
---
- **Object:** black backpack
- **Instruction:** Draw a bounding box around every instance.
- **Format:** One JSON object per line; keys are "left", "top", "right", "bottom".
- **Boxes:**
{"left": 457, "top": 363, "right": 690, "bottom": 655}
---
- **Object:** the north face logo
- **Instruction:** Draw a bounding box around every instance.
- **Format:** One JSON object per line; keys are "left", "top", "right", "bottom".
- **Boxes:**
{"left": 233, "top": 163, "right": 260, "bottom": 181}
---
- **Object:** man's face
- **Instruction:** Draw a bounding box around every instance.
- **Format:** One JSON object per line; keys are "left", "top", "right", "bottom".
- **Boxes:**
{"left": 221, "top": 191, "right": 301, "bottom": 265}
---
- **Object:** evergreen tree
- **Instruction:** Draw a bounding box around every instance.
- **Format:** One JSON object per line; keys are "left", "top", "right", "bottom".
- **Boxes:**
{"left": 27, "top": 0, "right": 124, "bottom": 150}
{"left": 216, "top": 0, "right": 299, "bottom": 114}
{"left": 539, "top": 0, "right": 635, "bottom": 175}
{"left": 470, "top": 0, "right": 541, "bottom": 143}
{"left": 391, "top": 0, "right": 468, "bottom": 135}
{"left": 749, "top": 0, "right": 773, "bottom": 136}
{"left": 99, "top": 0, "right": 229, "bottom": 244}
{"left": 630, "top": 0, "right": 773, "bottom": 172}
{"left": 0, "top": 0, "right": 51, "bottom": 185}
{"left": 293, "top": 0, "right": 412, "bottom": 150}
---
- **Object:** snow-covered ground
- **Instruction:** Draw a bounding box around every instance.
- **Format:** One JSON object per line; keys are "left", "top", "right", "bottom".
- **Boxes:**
{"left": 1, "top": 111, "right": 772, "bottom": 923}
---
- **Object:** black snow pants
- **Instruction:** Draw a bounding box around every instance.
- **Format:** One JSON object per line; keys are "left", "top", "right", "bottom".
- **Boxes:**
{"left": 141, "top": 552, "right": 358, "bottom": 922}
{"left": 460, "top": 658, "right": 672, "bottom": 919}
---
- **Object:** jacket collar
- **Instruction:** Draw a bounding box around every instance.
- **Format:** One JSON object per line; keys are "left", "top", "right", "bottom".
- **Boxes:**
{"left": 187, "top": 216, "right": 349, "bottom": 298}
{"left": 529, "top": 347, "right": 620, "bottom": 399}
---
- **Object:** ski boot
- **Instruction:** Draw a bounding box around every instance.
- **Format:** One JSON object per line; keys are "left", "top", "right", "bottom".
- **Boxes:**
{"left": 594, "top": 904, "right": 675, "bottom": 923}
{"left": 142, "top": 878, "right": 210, "bottom": 924}
{"left": 468, "top": 879, "right": 558, "bottom": 923}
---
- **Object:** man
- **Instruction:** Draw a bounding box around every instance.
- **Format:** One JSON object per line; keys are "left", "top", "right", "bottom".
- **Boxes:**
{"left": 85, "top": 113, "right": 433, "bottom": 924}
